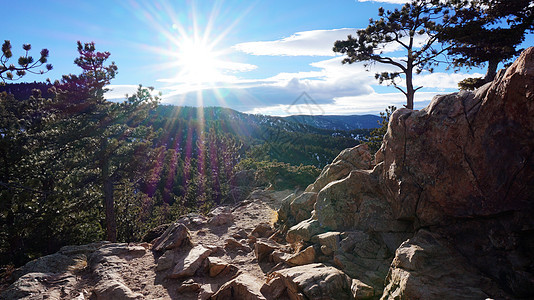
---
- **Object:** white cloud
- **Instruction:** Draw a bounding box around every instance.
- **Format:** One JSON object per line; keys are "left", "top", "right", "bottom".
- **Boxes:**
{"left": 234, "top": 27, "right": 430, "bottom": 58}
{"left": 156, "top": 53, "right": 478, "bottom": 114}
{"left": 233, "top": 28, "right": 356, "bottom": 56}
{"left": 216, "top": 61, "right": 258, "bottom": 72}
{"left": 247, "top": 91, "right": 436, "bottom": 116}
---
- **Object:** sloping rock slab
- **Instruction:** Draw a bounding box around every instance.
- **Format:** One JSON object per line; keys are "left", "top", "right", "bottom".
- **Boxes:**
{"left": 169, "top": 245, "right": 212, "bottom": 278}
{"left": 306, "top": 144, "right": 373, "bottom": 193}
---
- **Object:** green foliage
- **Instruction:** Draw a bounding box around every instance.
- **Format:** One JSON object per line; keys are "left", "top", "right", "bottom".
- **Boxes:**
{"left": 334, "top": 0, "right": 454, "bottom": 109}
{"left": 236, "top": 159, "right": 320, "bottom": 190}
{"left": 365, "top": 106, "right": 397, "bottom": 154}
{"left": 0, "top": 40, "right": 52, "bottom": 84}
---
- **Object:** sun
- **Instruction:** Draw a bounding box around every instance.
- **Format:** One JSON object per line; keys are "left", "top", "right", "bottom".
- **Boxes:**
{"left": 175, "top": 38, "right": 226, "bottom": 84}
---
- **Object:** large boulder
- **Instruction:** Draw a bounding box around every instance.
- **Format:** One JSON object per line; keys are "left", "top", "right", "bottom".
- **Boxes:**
{"left": 290, "top": 192, "right": 318, "bottom": 223}
{"left": 382, "top": 230, "right": 506, "bottom": 300}
{"left": 315, "top": 167, "right": 408, "bottom": 233}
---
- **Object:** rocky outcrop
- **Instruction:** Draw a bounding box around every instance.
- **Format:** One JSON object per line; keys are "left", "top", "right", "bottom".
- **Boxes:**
{"left": 376, "top": 47, "right": 534, "bottom": 298}
{"left": 306, "top": 144, "right": 373, "bottom": 194}
{"left": 278, "top": 47, "right": 534, "bottom": 299}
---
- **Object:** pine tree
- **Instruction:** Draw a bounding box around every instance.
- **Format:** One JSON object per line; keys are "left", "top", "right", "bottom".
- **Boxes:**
{"left": 334, "top": 0, "right": 453, "bottom": 109}
{"left": 54, "top": 42, "right": 158, "bottom": 242}
{"left": 441, "top": 0, "right": 534, "bottom": 87}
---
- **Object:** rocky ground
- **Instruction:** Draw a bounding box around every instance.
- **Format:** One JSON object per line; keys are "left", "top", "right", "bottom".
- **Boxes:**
{"left": 0, "top": 190, "right": 296, "bottom": 299}
{"left": 2, "top": 47, "right": 534, "bottom": 299}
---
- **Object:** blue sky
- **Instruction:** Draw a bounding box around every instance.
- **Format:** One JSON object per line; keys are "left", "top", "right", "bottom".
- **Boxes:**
{"left": 4, "top": 0, "right": 532, "bottom": 115}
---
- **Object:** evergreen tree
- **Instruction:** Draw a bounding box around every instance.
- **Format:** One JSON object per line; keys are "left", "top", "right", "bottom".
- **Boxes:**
{"left": 334, "top": 0, "right": 454, "bottom": 109}
{"left": 441, "top": 0, "right": 534, "bottom": 87}
{"left": 54, "top": 42, "right": 158, "bottom": 242}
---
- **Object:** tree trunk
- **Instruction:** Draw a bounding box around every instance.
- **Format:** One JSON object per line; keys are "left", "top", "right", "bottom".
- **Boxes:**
{"left": 405, "top": 69, "right": 415, "bottom": 110}
{"left": 104, "top": 177, "right": 116, "bottom": 242}
{"left": 101, "top": 138, "right": 117, "bottom": 242}
{"left": 484, "top": 58, "right": 499, "bottom": 83}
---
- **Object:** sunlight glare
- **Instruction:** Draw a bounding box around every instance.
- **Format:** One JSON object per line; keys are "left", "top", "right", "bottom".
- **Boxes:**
{"left": 176, "top": 38, "right": 225, "bottom": 84}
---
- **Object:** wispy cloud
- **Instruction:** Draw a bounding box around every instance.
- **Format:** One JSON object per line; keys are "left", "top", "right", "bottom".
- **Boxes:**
{"left": 234, "top": 28, "right": 429, "bottom": 57}
{"left": 233, "top": 28, "right": 356, "bottom": 56}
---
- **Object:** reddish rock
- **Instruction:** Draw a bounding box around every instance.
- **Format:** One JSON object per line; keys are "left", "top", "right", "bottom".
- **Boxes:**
{"left": 251, "top": 222, "right": 274, "bottom": 238}
{"left": 286, "top": 245, "right": 316, "bottom": 266}
{"left": 378, "top": 47, "right": 534, "bottom": 297}
{"left": 254, "top": 238, "right": 281, "bottom": 262}
{"left": 207, "top": 257, "right": 236, "bottom": 278}
{"left": 382, "top": 230, "right": 506, "bottom": 299}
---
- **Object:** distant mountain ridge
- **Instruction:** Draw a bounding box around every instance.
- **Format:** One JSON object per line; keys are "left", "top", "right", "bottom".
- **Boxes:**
{"left": 150, "top": 106, "right": 374, "bottom": 167}
{"left": 283, "top": 114, "right": 381, "bottom": 130}
{"left": 153, "top": 106, "right": 381, "bottom": 131}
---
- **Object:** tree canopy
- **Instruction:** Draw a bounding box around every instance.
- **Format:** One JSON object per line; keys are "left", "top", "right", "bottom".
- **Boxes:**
{"left": 440, "top": 0, "right": 534, "bottom": 87}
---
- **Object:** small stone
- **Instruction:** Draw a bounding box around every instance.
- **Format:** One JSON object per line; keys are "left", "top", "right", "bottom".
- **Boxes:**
{"left": 224, "top": 238, "right": 252, "bottom": 253}
{"left": 177, "top": 279, "right": 201, "bottom": 293}
{"left": 251, "top": 223, "right": 274, "bottom": 238}
{"left": 208, "top": 207, "right": 234, "bottom": 226}
{"left": 351, "top": 279, "right": 374, "bottom": 299}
